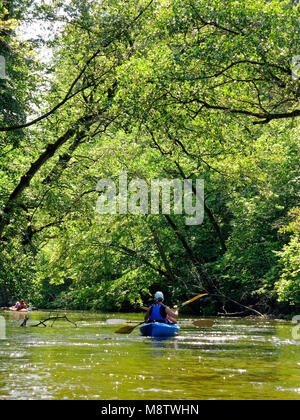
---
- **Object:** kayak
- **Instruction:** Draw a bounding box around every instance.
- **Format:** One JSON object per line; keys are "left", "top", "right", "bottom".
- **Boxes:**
{"left": 8, "top": 307, "right": 29, "bottom": 312}
{"left": 140, "top": 322, "right": 180, "bottom": 338}
{"left": 3, "top": 307, "right": 38, "bottom": 312}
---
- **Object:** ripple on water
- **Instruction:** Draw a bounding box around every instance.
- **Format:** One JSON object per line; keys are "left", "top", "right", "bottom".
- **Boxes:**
{"left": 1, "top": 314, "right": 300, "bottom": 400}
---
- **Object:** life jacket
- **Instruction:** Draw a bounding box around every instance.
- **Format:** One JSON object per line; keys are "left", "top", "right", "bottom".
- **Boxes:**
{"left": 17, "top": 302, "right": 26, "bottom": 310}
{"left": 149, "top": 303, "right": 168, "bottom": 323}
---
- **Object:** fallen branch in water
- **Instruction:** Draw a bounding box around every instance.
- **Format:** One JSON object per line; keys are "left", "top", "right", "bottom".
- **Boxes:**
{"left": 218, "top": 310, "right": 248, "bottom": 317}
{"left": 20, "top": 315, "right": 77, "bottom": 327}
{"left": 219, "top": 299, "right": 264, "bottom": 317}
{"left": 20, "top": 315, "right": 29, "bottom": 327}
{"left": 207, "top": 287, "right": 265, "bottom": 318}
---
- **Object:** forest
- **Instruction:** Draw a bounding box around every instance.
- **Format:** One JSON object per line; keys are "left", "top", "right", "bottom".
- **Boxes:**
{"left": 0, "top": 0, "right": 299, "bottom": 317}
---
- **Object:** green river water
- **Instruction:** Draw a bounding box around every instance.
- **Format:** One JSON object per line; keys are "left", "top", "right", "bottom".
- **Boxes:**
{"left": 0, "top": 311, "right": 299, "bottom": 400}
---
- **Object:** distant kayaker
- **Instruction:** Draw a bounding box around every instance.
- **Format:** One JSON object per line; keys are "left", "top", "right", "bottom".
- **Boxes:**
{"left": 144, "top": 291, "right": 178, "bottom": 324}
{"left": 15, "top": 299, "right": 27, "bottom": 311}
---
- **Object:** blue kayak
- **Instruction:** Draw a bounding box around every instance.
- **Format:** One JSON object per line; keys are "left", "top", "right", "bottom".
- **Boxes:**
{"left": 140, "top": 322, "right": 180, "bottom": 338}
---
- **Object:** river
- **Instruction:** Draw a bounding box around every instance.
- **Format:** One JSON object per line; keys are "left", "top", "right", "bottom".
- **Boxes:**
{"left": 0, "top": 311, "right": 299, "bottom": 400}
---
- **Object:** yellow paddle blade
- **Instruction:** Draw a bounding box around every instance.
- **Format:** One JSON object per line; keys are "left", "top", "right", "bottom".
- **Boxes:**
{"left": 181, "top": 293, "right": 208, "bottom": 307}
{"left": 193, "top": 319, "right": 214, "bottom": 328}
{"left": 115, "top": 325, "right": 136, "bottom": 334}
{"left": 114, "top": 322, "right": 144, "bottom": 334}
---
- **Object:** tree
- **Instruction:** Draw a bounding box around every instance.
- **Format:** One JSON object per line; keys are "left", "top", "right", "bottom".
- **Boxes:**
{"left": 0, "top": 0, "right": 299, "bottom": 315}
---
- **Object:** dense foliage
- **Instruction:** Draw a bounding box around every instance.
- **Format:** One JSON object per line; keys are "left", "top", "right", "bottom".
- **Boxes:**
{"left": 0, "top": 0, "right": 299, "bottom": 317}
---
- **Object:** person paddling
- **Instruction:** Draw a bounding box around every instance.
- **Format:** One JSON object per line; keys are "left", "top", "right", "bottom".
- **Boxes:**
{"left": 144, "top": 291, "right": 178, "bottom": 324}
{"left": 16, "top": 299, "right": 27, "bottom": 311}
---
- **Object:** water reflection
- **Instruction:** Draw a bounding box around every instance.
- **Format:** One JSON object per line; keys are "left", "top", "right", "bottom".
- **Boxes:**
{"left": 6, "top": 311, "right": 28, "bottom": 322}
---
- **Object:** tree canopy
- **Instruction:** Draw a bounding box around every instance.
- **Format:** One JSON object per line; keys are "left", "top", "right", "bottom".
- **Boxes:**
{"left": 0, "top": 0, "right": 299, "bottom": 316}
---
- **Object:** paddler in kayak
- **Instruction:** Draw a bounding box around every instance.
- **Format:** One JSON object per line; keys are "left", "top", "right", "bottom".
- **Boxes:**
{"left": 144, "top": 291, "right": 178, "bottom": 324}
{"left": 15, "top": 299, "right": 27, "bottom": 311}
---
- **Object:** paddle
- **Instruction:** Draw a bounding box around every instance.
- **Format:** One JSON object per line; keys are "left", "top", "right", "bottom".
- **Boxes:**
{"left": 110, "top": 318, "right": 214, "bottom": 329}
{"left": 114, "top": 322, "right": 145, "bottom": 334}
{"left": 191, "top": 319, "right": 214, "bottom": 328}
{"left": 181, "top": 293, "right": 208, "bottom": 306}
{"left": 114, "top": 293, "right": 208, "bottom": 334}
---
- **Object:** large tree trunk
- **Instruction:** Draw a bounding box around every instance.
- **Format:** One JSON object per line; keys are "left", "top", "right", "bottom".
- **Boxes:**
{"left": 0, "top": 114, "right": 95, "bottom": 242}
{"left": 164, "top": 214, "right": 209, "bottom": 288}
{"left": 175, "top": 162, "right": 227, "bottom": 254}
{"left": 147, "top": 223, "right": 176, "bottom": 283}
